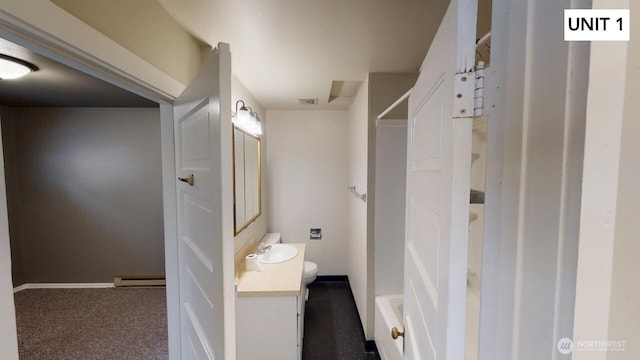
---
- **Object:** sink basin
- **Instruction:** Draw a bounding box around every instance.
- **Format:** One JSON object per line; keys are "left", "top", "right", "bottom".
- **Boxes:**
{"left": 257, "top": 244, "right": 298, "bottom": 264}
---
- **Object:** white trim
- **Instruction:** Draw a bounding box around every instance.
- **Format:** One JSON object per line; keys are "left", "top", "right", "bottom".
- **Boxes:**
{"left": 550, "top": 29, "right": 590, "bottom": 360}
{"left": 0, "top": 110, "right": 18, "bottom": 360}
{"left": 11, "top": 284, "right": 28, "bottom": 293}
{"left": 159, "top": 103, "right": 181, "bottom": 360}
{"left": 572, "top": 0, "right": 629, "bottom": 353}
{"left": 13, "top": 283, "right": 115, "bottom": 293}
{"left": 479, "top": 0, "right": 528, "bottom": 358}
{"left": 479, "top": 2, "right": 592, "bottom": 359}
{"left": 218, "top": 43, "right": 238, "bottom": 360}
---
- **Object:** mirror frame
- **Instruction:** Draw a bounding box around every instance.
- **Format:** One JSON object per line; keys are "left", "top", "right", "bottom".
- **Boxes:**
{"left": 232, "top": 126, "right": 262, "bottom": 235}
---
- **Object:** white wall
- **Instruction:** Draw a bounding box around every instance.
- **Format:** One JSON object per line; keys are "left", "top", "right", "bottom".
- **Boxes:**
{"left": 573, "top": 1, "right": 639, "bottom": 358}
{"left": 368, "top": 73, "right": 416, "bottom": 339}
{"left": 344, "top": 73, "right": 417, "bottom": 340}
{"left": 373, "top": 124, "right": 407, "bottom": 297}
{"left": 0, "top": 118, "right": 18, "bottom": 359}
{"left": 266, "top": 110, "right": 349, "bottom": 275}
{"left": 265, "top": 75, "right": 415, "bottom": 340}
{"left": 607, "top": 2, "right": 640, "bottom": 355}
{"left": 572, "top": 32, "right": 627, "bottom": 360}
{"left": 370, "top": 73, "right": 417, "bottom": 301}
{"left": 232, "top": 75, "right": 268, "bottom": 254}
{"left": 607, "top": 31, "right": 640, "bottom": 357}
{"left": 347, "top": 76, "right": 370, "bottom": 337}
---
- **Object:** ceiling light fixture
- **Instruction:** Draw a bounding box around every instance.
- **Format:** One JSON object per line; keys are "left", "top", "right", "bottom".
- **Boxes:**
{"left": 233, "top": 100, "right": 262, "bottom": 136}
{"left": 0, "top": 54, "right": 38, "bottom": 80}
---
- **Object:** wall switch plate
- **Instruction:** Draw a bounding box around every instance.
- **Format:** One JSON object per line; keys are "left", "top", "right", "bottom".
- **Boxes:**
{"left": 310, "top": 228, "right": 322, "bottom": 240}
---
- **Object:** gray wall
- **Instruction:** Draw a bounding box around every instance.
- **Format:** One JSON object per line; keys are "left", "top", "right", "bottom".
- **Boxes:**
{"left": 2, "top": 107, "right": 165, "bottom": 285}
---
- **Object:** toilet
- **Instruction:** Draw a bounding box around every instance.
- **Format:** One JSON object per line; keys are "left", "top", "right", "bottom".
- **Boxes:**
{"left": 303, "top": 260, "right": 319, "bottom": 285}
{"left": 260, "top": 232, "right": 319, "bottom": 285}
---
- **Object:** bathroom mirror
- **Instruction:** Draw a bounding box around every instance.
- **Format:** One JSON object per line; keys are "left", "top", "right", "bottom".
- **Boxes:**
{"left": 233, "top": 126, "right": 261, "bottom": 235}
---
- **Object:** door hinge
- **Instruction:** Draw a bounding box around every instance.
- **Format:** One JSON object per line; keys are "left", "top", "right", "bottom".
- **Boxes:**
{"left": 474, "top": 61, "right": 486, "bottom": 117}
{"left": 453, "top": 71, "right": 475, "bottom": 119}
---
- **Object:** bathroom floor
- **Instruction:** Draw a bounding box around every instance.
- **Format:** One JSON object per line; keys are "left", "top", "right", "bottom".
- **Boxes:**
{"left": 303, "top": 279, "right": 380, "bottom": 360}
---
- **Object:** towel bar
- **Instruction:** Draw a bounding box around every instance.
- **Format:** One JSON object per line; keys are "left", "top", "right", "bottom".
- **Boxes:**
{"left": 348, "top": 185, "right": 367, "bottom": 203}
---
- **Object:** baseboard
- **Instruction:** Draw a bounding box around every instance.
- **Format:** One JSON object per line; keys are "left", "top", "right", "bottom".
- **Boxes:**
{"left": 365, "top": 340, "right": 379, "bottom": 353}
{"left": 13, "top": 283, "right": 115, "bottom": 293}
{"left": 315, "top": 275, "right": 349, "bottom": 282}
{"left": 12, "top": 284, "right": 29, "bottom": 293}
{"left": 343, "top": 278, "right": 381, "bottom": 359}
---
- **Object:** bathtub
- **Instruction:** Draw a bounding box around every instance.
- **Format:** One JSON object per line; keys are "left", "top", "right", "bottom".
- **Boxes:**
{"left": 375, "top": 294, "right": 404, "bottom": 360}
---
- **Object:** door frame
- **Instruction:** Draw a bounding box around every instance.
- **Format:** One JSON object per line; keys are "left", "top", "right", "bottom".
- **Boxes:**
{"left": 0, "top": 4, "right": 188, "bottom": 360}
{"left": 479, "top": 0, "right": 590, "bottom": 359}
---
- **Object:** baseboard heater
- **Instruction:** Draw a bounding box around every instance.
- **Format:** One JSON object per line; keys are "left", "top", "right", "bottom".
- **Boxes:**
{"left": 113, "top": 275, "right": 166, "bottom": 288}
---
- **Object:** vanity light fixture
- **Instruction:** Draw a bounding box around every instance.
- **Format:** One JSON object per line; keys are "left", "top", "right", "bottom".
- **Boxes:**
{"left": 233, "top": 99, "right": 262, "bottom": 136}
{"left": 248, "top": 109, "right": 263, "bottom": 136}
{"left": 0, "top": 54, "right": 38, "bottom": 80}
{"left": 234, "top": 100, "right": 251, "bottom": 130}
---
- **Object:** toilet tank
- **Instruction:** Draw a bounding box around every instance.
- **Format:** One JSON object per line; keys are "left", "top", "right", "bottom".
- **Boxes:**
{"left": 260, "top": 232, "right": 282, "bottom": 246}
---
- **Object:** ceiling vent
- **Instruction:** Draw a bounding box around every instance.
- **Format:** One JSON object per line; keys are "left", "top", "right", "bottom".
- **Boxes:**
{"left": 328, "top": 81, "right": 362, "bottom": 102}
{"left": 298, "top": 98, "right": 318, "bottom": 105}
{"left": 327, "top": 80, "right": 363, "bottom": 108}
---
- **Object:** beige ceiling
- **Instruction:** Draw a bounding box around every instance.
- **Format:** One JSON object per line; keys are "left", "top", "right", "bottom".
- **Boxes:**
{"left": 158, "top": 0, "right": 451, "bottom": 110}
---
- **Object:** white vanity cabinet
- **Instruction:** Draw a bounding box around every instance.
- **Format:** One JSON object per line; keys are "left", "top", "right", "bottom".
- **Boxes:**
{"left": 235, "top": 243, "right": 307, "bottom": 360}
{"left": 236, "top": 282, "right": 306, "bottom": 360}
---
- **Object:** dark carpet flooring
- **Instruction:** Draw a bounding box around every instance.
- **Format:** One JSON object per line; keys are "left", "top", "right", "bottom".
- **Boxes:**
{"left": 303, "top": 280, "right": 380, "bottom": 360}
{"left": 14, "top": 282, "right": 378, "bottom": 360}
{"left": 14, "top": 288, "right": 168, "bottom": 360}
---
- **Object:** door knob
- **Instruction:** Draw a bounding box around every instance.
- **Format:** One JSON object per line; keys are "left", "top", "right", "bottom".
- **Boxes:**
{"left": 178, "top": 174, "right": 194, "bottom": 186}
{"left": 391, "top": 327, "right": 404, "bottom": 340}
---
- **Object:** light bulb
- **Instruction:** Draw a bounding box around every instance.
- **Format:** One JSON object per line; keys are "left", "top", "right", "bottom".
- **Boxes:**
{"left": 0, "top": 56, "right": 34, "bottom": 80}
{"left": 251, "top": 118, "right": 262, "bottom": 136}
{"left": 235, "top": 108, "right": 251, "bottom": 129}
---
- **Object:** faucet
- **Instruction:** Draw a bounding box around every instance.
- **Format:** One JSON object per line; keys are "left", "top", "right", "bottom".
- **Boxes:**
{"left": 256, "top": 244, "right": 272, "bottom": 255}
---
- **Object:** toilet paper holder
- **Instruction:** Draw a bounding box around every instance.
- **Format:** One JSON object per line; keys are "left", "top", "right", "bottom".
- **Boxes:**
{"left": 310, "top": 228, "right": 322, "bottom": 240}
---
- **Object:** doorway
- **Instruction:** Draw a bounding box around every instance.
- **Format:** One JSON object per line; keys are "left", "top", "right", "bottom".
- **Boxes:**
{"left": 0, "top": 36, "right": 169, "bottom": 359}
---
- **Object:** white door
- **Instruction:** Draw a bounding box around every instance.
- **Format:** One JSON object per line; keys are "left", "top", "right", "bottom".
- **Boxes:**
{"left": 174, "top": 45, "right": 233, "bottom": 359}
{"left": 403, "top": 0, "right": 477, "bottom": 359}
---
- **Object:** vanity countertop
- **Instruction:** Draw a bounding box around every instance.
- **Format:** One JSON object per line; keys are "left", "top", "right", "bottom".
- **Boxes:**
{"left": 235, "top": 243, "right": 306, "bottom": 297}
